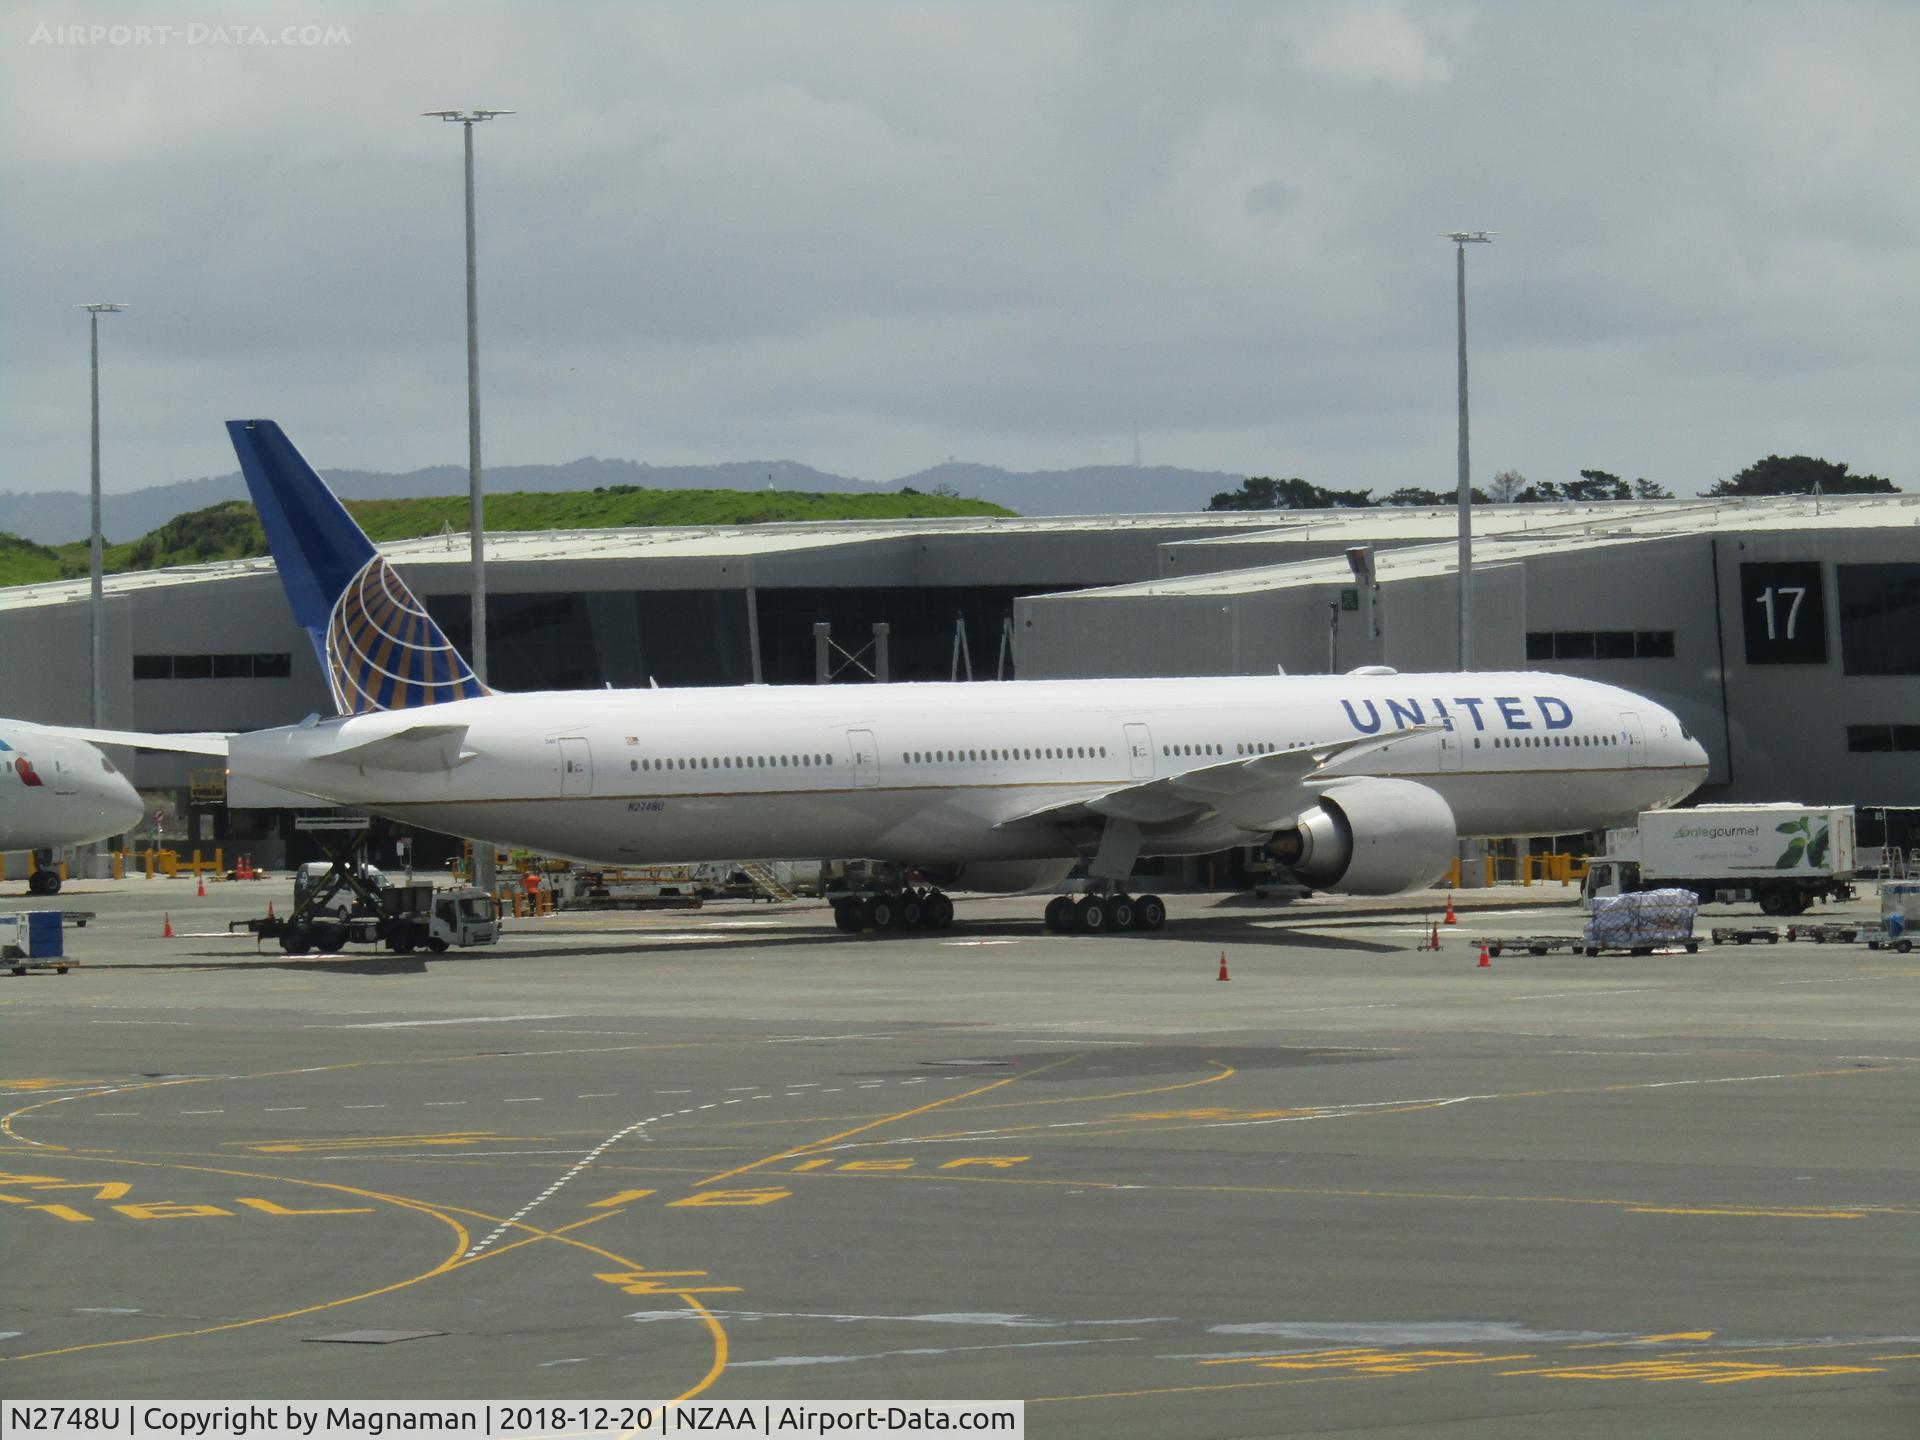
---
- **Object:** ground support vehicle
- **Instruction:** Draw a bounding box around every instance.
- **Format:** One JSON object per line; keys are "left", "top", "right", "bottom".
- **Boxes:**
{"left": 1481, "top": 935, "right": 1586, "bottom": 957}
{"left": 1, "top": 911, "right": 75, "bottom": 975}
{"left": 233, "top": 820, "right": 500, "bottom": 954}
{"left": 1710, "top": 926, "right": 1781, "bottom": 945}
{"left": 1583, "top": 805, "right": 1857, "bottom": 916}
{"left": 1786, "top": 922, "right": 1868, "bottom": 944}
{"left": 1875, "top": 881, "right": 1918, "bottom": 953}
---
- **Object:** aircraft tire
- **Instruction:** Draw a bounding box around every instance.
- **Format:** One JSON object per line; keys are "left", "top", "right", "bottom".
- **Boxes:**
{"left": 1043, "top": 896, "right": 1075, "bottom": 933}
{"left": 900, "top": 895, "right": 925, "bottom": 929}
{"left": 868, "top": 897, "right": 897, "bottom": 930}
{"left": 1135, "top": 895, "right": 1166, "bottom": 931}
{"left": 280, "top": 927, "right": 314, "bottom": 955}
{"left": 28, "top": 870, "right": 60, "bottom": 896}
{"left": 1108, "top": 896, "right": 1136, "bottom": 930}
{"left": 926, "top": 893, "right": 955, "bottom": 930}
{"left": 1078, "top": 896, "right": 1110, "bottom": 933}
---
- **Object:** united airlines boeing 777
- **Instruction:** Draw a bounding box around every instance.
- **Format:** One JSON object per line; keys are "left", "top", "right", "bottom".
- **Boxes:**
{"left": 224, "top": 420, "right": 1708, "bottom": 932}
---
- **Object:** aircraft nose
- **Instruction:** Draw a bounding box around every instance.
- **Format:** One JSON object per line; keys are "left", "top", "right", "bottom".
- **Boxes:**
{"left": 108, "top": 772, "right": 144, "bottom": 835}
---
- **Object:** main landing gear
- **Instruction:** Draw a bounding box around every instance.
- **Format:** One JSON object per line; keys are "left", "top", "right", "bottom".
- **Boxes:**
{"left": 1043, "top": 892, "right": 1166, "bottom": 934}
{"left": 832, "top": 888, "right": 956, "bottom": 933}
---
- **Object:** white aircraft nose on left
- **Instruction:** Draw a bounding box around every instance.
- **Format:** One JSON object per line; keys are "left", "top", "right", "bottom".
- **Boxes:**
{"left": 1, "top": 722, "right": 147, "bottom": 852}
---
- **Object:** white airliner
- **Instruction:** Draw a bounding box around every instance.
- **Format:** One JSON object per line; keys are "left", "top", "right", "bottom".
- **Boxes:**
{"left": 1, "top": 719, "right": 227, "bottom": 895}
{"left": 223, "top": 420, "right": 1709, "bottom": 932}
{"left": 1, "top": 720, "right": 145, "bottom": 894}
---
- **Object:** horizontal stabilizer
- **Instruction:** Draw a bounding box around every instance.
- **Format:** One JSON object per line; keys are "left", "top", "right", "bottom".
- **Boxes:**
{"left": 310, "top": 723, "right": 474, "bottom": 773}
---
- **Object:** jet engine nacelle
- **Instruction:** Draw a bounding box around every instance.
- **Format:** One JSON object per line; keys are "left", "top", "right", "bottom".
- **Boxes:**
{"left": 1268, "top": 777, "right": 1456, "bottom": 895}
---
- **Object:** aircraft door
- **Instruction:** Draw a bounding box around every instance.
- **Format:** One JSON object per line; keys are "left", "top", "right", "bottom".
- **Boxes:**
{"left": 847, "top": 729, "right": 879, "bottom": 787}
{"left": 1124, "top": 723, "right": 1154, "bottom": 779}
{"left": 1619, "top": 711, "right": 1646, "bottom": 767}
{"left": 52, "top": 753, "right": 78, "bottom": 795}
{"left": 1438, "top": 724, "right": 1462, "bottom": 771}
{"left": 558, "top": 737, "right": 594, "bottom": 796}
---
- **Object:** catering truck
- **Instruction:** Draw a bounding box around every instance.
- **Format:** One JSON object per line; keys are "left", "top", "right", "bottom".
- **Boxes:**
{"left": 1583, "top": 805, "right": 1856, "bottom": 916}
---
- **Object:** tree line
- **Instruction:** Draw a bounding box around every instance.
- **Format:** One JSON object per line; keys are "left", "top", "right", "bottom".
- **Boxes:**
{"left": 1207, "top": 455, "right": 1900, "bottom": 511}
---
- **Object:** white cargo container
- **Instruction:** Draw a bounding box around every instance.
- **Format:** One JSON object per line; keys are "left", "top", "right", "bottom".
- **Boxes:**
{"left": 1583, "top": 804, "right": 1857, "bottom": 916}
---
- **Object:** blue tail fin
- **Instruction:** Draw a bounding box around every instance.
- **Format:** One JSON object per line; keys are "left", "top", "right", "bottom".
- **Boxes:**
{"left": 227, "top": 420, "right": 489, "bottom": 715}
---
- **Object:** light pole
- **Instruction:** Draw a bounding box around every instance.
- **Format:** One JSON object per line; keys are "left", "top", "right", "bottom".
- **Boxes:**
{"left": 1441, "top": 230, "right": 1492, "bottom": 670}
{"left": 424, "top": 108, "right": 512, "bottom": 895}
{"left": 423, "top": 108, "right": 513, "bottom": 684}
{"left": 76, "top": 303, "right": 128, "bottom": 729}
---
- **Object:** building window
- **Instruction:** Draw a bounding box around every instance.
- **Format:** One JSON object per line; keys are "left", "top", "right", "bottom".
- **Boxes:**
{"left": 134, "top": 652, "right": 293, "bottom": 681}
{"left": 1846, "top": 724, "right": 1920, "bottom": 753}
{"left": 1526, "top": 630, "right": 1676, "bottom": 661}
{"left": 1838, "top": 564, "right": 1920, "bottom": 676}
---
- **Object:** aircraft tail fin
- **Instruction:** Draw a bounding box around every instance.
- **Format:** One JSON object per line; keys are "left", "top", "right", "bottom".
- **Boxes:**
{"left": 226, "top": 420, "right": 489, "bottom": 715}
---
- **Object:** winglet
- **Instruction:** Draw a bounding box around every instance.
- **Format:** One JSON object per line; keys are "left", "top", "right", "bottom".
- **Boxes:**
{"left": 226, "top": 420, "right": 489, "bottom": 715}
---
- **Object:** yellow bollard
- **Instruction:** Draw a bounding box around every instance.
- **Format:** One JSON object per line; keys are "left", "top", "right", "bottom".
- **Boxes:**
{"left": 113, "top": 851, "right": 125, "bottom": 880}
{"left": 214, "top": 847, "right": 224, "bottom": 880}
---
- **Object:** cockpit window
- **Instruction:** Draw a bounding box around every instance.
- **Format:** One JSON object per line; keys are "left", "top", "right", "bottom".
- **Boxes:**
{"left": 1679, "top": 724, "right": 1693, "bottom": 740}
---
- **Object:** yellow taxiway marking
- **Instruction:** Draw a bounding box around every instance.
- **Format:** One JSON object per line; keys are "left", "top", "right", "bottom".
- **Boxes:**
{"left": 0, "top": 1154, "right": 731, "bottom": 1402}
{"left": 0, "top": 1079, "right": 109, "bottom": 1093}
{"left": 1627, "top": 1204, "right": 1867, "bottom": 1219}
{"left": 692, "top": 1050, "right": 1088, "bottom": 1188}
{"left": 1501, "top": 1358, "right": 1883, "bottom": 1385}
{"left": 1567, "top": 1330, "right": 1716, "bottom": 1349}
{"left": 1204, "top": 1347, "right": 1532, "bottom": 1376}
{"left": 588, "top": 1188, "right": 657, "bottom": 1208}
{"left": 239, "top": 1132, "right": 535, "bottom": 1153}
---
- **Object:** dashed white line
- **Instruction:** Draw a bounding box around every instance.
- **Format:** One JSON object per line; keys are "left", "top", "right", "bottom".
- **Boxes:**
{"left": 423, "top": 1101, "right": 466, "bottom": 1107}
{"left": 179, "top": 1109, "right": 223, "bottom": 1115}
{"left": 264, "top": 1106, "right": 307, "bottom": 1112}
{"left": 503, "top": 1097, "right": 542, "bottom": 1104}
{"left": 577, "top": 1093, "right": 617, "bottom": 1099}
{"left": 345, "top": 1104, "right": 386, "bottom": 1110}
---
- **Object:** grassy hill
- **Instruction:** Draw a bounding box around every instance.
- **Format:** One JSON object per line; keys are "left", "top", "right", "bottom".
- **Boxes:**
{"left": 0, "top": 486, "right": 1014, "bottom": 588}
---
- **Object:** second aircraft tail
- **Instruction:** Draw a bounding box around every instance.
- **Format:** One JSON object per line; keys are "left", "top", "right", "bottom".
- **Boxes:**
{"left": 226, "top": 419, "right": 489, "bottom": 715}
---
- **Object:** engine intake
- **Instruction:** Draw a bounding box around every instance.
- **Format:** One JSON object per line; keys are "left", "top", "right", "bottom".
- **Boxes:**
{"left": 1268, "top": 777, "right": 1456, "bottom": 895}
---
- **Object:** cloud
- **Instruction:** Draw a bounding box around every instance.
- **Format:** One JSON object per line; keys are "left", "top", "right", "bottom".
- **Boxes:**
{"left": 1, "top": 0, "right": 1917, "bottom": 500}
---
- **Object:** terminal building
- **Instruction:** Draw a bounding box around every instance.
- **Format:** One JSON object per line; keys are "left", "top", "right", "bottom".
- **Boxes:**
{"left": 3, "top": 493, "right": 1916, "bottom": 872}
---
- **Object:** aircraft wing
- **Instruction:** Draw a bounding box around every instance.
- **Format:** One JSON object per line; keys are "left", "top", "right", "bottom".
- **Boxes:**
{"left": 997, "top": 725, "right": 1437, "bottom": 833}
{"left": 51, "top": 726, "right": 233, "bottom": 757}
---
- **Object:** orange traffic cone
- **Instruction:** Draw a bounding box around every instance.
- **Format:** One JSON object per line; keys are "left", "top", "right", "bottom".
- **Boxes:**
{"left": 1217, "top": 951, "right": 1231, "bottom": 982}
{"left": 266, "top": 900, "right": 275, "bottom": 920}
{"left": 196, "top": 873, "right": 206, "bottom": 898}
{"left": 1477, "top": 943, "right": 1490, "bottom": 968}
{"left": 1429, "top": 922, "right": 1441, "bottom": 950}
{"left": 163, "top": 912, "right": 174, "bottom": 938}
{"left": 1444, "top": 894, "right": 1457, "bottom": 925}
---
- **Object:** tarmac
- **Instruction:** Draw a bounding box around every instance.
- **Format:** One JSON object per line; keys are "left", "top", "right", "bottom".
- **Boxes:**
{"left": 2, "top": 875, "right": 1916, "bottom": 1437}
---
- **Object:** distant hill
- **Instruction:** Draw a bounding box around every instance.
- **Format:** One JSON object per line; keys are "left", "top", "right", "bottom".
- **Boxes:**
{"left": 0, "top": 457, "right": 1241, "bottom": 543}
{"left": 0, "top": 486, "right": 1014, "bottom": 588}
{"left": 890, "top": 462, "right": 1240, "bottom": 516}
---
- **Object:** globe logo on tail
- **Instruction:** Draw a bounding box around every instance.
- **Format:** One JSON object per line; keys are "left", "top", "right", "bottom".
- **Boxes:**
{"left": 325, "top": 556, "right": 489, "bottom": 713}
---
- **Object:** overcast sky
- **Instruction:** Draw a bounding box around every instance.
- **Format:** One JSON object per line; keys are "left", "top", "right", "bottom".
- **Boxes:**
{"left": 5, "top": 1, "right": 1917, "bottom": 501}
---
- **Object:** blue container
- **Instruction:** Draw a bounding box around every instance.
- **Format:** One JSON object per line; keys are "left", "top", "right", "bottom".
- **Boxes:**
{"left": 26, "top": 911, "right": 63, "bottom": 959}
